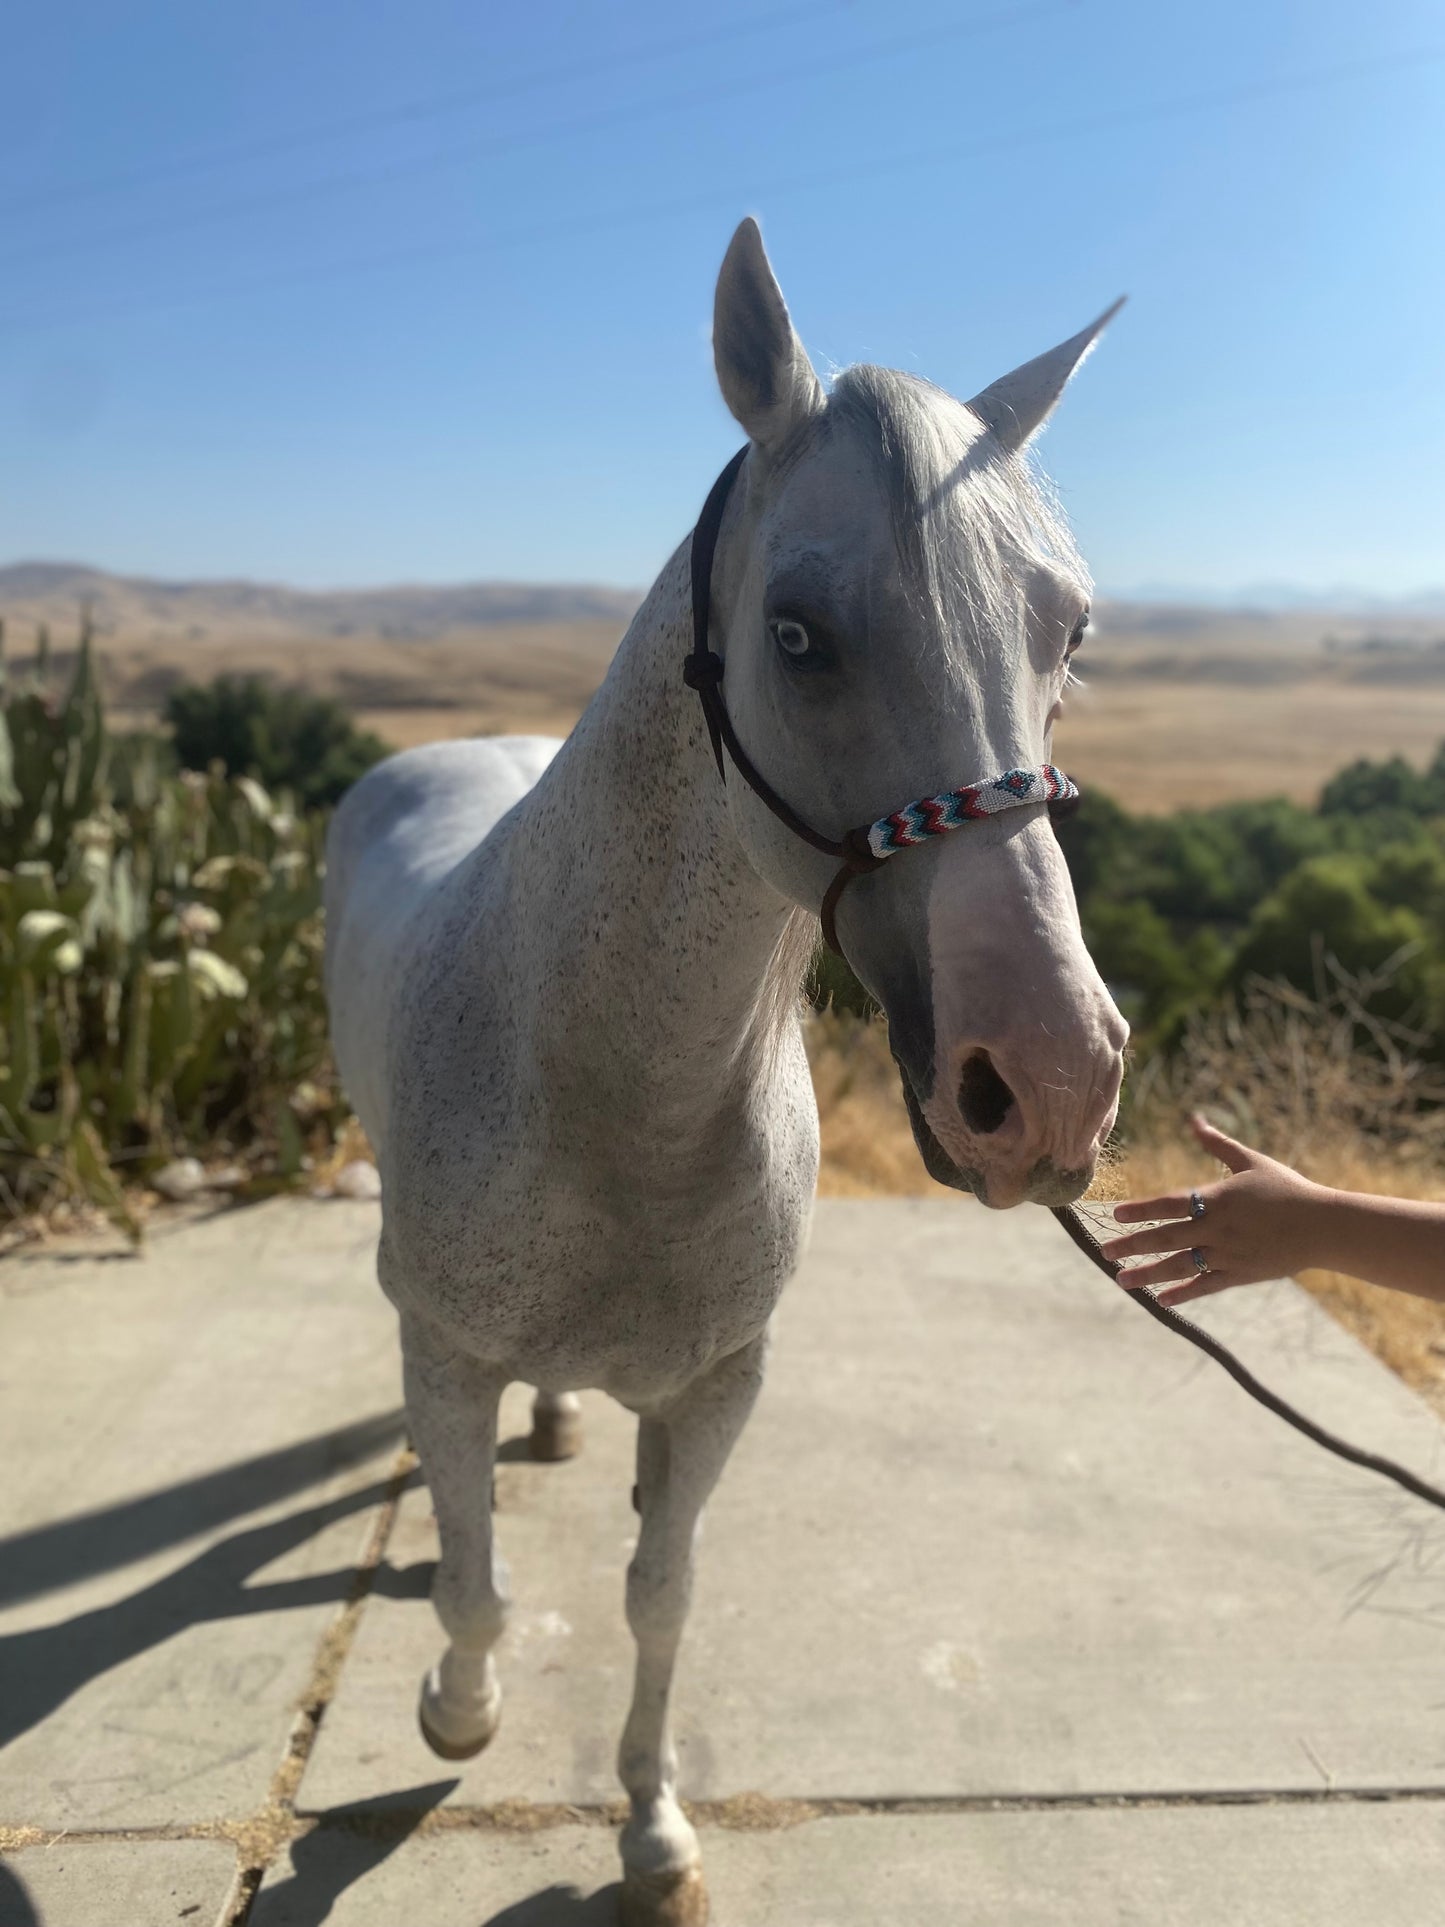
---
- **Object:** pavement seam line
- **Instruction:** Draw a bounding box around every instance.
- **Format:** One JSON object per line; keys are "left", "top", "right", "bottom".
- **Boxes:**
{"left": 215, "top": 1442, "right": 417, "bottom": 1926}
{"left": 8, "top": 1785, "right": 1445, "bottom": 1866}
{"left": 278, "top": 1781, "right": 1445, "bottom": 1837}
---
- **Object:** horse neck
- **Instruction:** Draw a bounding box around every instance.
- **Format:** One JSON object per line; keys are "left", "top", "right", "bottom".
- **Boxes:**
{"left": 510, "top": 542, "right": 813, "bottom": 1135}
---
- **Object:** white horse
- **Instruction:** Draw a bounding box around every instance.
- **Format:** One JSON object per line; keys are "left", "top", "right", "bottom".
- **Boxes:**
{"left": 324, "top": 218, "right": 1128, "bottom": 1925}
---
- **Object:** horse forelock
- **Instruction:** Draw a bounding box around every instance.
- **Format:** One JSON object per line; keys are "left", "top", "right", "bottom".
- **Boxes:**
{"left": 821, "top": 364, "right": 1090, "bottom": 672}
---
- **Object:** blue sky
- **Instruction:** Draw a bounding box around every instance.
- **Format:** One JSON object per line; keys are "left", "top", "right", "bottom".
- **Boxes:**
{"left": 1, "top": 0, "right": 1442, "bottom": 598}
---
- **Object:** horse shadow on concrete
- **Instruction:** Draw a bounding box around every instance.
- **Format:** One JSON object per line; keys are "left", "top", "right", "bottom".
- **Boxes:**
{"left": 248, "top": 1784, "right": 621, "bottom": 1926}
{"left": 0, "top": 1408, "right": 408, "bottom": 1614}
{"left": 477, "top": 1890, "right": 621, "bottom": 1926}
{"left": 0, "top": 1409, "right": 421, "bottom": 1751}
{"left": 0, "top": 1859, "right": 39, "bottom": 1927}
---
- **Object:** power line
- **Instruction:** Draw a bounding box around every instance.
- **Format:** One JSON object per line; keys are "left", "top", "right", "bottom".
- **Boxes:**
{"left": 0, "top": 0, "right": 859, "bottom": 219}
{"left": 1, "top": 2, "right": 1071, "bottom": 273}
{"left": 2, "top": 42, "right": 1439, "bottom": 338}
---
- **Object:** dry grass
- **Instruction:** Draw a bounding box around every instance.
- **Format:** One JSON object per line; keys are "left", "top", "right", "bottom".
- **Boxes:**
{"left": 78, "top": 619, "right": 620, "bottom": 747}
{"left": 331, "top": 663, "right": 1445, "bottom": 810}
{"left": 309, "top": 1114, "right": 376, "bottom": 1188}
{"left": 806, "top": 1013, "right": 938, "bottom": 1198}
{"left": 354, "top": 669, "right": 1445, "bottom": 812}
{"left": 1054, "top": 669, "right": 1445, "bottom": 812}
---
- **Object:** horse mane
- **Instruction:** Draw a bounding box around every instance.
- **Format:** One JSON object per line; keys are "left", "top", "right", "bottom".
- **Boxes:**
{"left": 824, "top": 364, "right": 1089, "bottom": 673}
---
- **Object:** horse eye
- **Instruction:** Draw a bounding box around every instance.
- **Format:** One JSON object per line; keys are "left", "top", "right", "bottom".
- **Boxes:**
{"left": 771, "top": 618, "right": 813, "bottom": 660}
{"left": 1067, "top": 612, "right": 1090, "bottom": 655}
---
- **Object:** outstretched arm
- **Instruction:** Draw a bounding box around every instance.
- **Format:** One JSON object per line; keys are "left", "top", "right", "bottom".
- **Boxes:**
{"left": 1102, "top": 1115, "right": 1445, "bottom": 1307}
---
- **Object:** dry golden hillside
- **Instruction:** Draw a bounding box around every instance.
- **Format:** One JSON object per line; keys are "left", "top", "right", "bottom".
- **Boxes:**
{"left": 5, "top": 568, "right": 1445, "bottom": 813}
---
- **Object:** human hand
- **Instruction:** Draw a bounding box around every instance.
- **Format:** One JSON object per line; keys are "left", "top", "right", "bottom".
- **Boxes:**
{"left": 1100, "top": 1115, "right": 1331, "bottom": 1306}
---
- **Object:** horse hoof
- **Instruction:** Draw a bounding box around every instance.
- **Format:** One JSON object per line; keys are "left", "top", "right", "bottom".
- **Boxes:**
{"left": 619, "top": 1865, "right": 709, "bottom": 1927}
{"left": 417, "top": 1668, "right": 501, "bottom": 1761}
{"left": 529, "top": 1408, "right": 583, "bottom": 1462}
{"left": 418, "top": 1708, "right": 490, "bottom": 1761}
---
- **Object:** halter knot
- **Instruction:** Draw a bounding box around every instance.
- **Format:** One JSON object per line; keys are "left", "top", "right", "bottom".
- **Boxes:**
{"left": 840, "top": 825, "right": 885, "bottom": 874}
{"left": 682, "top": 650, "right": 725, "bottom": 691}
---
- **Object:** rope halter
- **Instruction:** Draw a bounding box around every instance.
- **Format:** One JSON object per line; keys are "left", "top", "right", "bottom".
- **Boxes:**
{"left": 685, "top": 445, "right": 1080, "bottom": 957}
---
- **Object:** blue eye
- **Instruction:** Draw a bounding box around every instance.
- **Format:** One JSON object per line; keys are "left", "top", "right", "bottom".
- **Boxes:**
{"left": 772, "top": 618, "right": 813, "bottom": 659}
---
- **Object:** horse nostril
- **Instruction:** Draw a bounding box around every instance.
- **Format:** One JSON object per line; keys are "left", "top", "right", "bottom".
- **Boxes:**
{"left": 958, "top": 1051, "right": 1015, "bottom": 1136}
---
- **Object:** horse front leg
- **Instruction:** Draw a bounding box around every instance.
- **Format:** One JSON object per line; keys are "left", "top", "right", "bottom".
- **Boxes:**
{"left": 618, "top": 1330, "right": 768, "bottom": 1927}
{"left": 401, "top": 1311, "right": 510, "bottom": 1760}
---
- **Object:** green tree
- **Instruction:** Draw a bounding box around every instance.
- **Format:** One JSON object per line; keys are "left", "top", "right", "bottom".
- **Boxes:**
{"left": 1229, "top": 854, "right": 1430, "bottom": 1018}
{"left": 1319, "top": 754, "right": 1433, "bottom": 818}
{"left": 164, "top": 676, "right": 389, "bottom": 811}
{"left": 1051, "top": 790, "right": 1133, "bottom": 905}
{"left": 1368, "top": 837, "right": 1445, "bottom": 919}
{"left": 1083, "top": 897, "right": 1196, "bottom": 1031}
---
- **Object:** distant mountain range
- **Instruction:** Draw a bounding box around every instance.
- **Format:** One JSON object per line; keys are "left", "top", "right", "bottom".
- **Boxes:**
{"left": 0, "top": 561, "right": 643, "bottom": 645}
{"left": 1113, "top": 581, "right": 1445, "bottom": 617}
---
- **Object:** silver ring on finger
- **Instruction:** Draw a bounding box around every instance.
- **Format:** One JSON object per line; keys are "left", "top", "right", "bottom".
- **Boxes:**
{"left": 1190, "top": 1246, "right": 1210, "bottom": 1275}
{"left": 1189, "top": 1190, "right": 1206, "bottom": 1221}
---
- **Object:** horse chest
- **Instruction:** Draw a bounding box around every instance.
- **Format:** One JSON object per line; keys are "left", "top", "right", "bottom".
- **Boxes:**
{"left": 379, "top": 1102, "right": 815, "bottom": 1403}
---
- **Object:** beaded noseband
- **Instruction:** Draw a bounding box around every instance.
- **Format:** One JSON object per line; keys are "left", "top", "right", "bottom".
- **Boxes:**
{"left": 684, "top": 445, "right": 1079, "bottom": 956}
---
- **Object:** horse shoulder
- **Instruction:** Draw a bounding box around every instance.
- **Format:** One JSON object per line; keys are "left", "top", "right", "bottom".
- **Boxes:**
{"left": 325, "top": 735, "right": 562, "bottom": 1148}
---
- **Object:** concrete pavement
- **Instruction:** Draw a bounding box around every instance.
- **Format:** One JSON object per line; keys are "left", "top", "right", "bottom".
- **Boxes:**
{"left": 2, "top": 1197, "right": 1443, "bottom": 1923}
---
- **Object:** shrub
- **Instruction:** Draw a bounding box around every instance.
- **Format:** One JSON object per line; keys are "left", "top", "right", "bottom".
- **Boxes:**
{"left": 1228, "top": 855, "right": 1431, "bottom": 1023}
{"left": 1319, "top": 753, "right": 1444, "bottom": 818}
{"left": 1122, "top": 960, "right": 1445, "bottom": 1172}
{"left": 165, "top": 675, "right": 389, "bottom": 811}
{"left": 1083, "top": 897, "right": 1197, "bottom": 1031}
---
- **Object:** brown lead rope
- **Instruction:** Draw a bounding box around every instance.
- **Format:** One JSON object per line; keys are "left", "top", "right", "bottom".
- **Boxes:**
{"left": 1053, "top": 1204, "right": 1445, "bottom": 1514}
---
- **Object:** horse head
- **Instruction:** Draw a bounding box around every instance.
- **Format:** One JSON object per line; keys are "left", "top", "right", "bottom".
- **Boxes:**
{"left": 705, "top": 218, "right": 1129, "bottom": 1209}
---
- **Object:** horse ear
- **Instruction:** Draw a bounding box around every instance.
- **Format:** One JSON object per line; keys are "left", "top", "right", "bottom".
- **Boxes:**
{"left": 714, "top": 217, "right": 824, "bottom": 452}
{"left": 968, "top": 297, "right": 1125, "bottom": 451}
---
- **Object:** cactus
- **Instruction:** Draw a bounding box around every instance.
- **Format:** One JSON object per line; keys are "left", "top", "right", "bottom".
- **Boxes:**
{"left": 0, "top": 623, "right": 349, "bottom": 1238}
